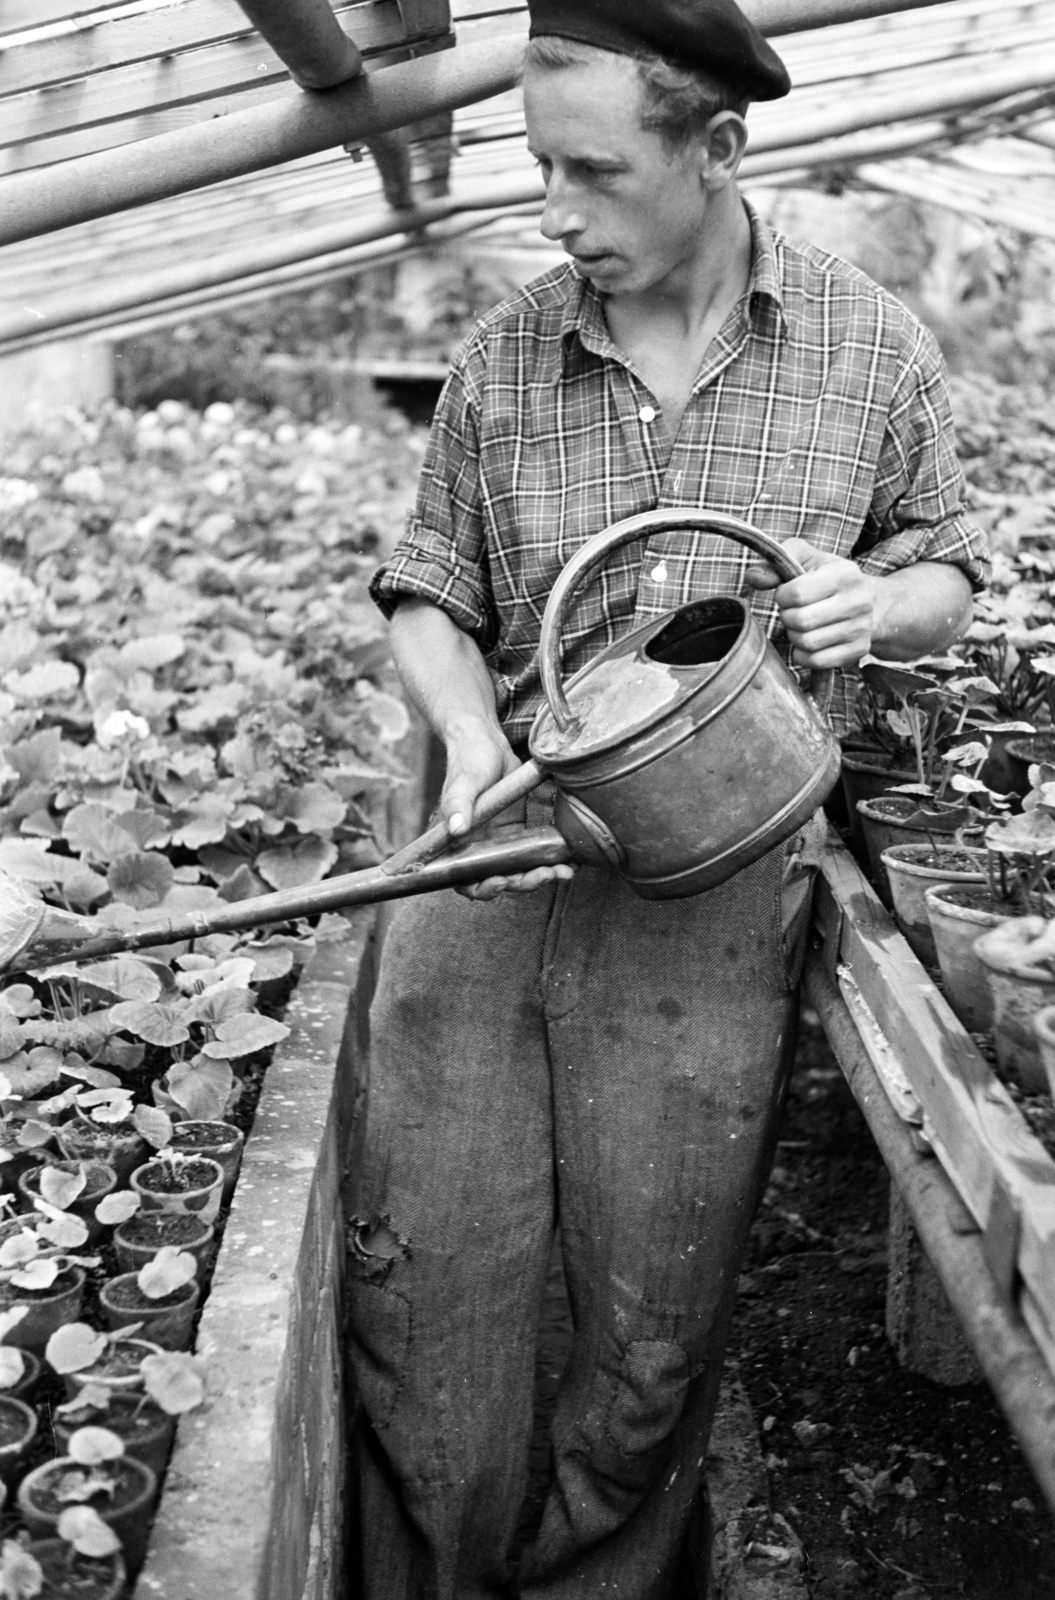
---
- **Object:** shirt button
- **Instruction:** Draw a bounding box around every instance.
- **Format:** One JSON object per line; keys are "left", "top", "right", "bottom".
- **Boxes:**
{"left": 639, "top": 405, "right": 657, "bottom": 423}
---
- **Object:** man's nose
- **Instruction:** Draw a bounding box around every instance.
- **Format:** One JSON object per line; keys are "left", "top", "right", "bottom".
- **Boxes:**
{"left": 539, "top": 171, "right": 585, "bottom": 244}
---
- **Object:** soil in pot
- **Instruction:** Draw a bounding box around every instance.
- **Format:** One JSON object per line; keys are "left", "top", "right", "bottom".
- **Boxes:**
{"left": 924, "top": 884, "right": 1012, "bottom": 1033}
{"left": 841, "top": 750, "right": 917, "bottom": 854}
{"left": 880, "top": 843, "right": 986, "bottom": 966}
{"left": 0, "top": 1267, "right": 86, "bottom": 1352}
{"left": 113, "top": 1210, "right": 213, "bottom": 1276}
{"left": 55, "top": 1391, "right": 176, "bottom": 1482}
{"left": 64, "top": 1337, "right": 163, "bottom": 1401}
{"left": 56, "top": 1116, "right": 147, "bottom": 1185}
{"left": 130, "top": 1157, "right": 223, "bottom": 1225}
{"left": 167, "top": 1120, "right": 244, "bottom": 1201}
{"left": 0, "top": 1392, "right": 37, "bottom": 1482}
{"left": 26, "top": 1538, "right": 125, "bottom": 1600}
{"left": 19, "top": 1455, "right": 158, "bottom": 1573}
{"left": 18, "top": 1161, "right": 117, "bottom": 1244}
{"left": 99, "top": 1273, "right": 199, "bottom": 1351}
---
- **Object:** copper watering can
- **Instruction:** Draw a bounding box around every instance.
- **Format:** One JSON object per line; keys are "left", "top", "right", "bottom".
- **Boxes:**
{"left": 2, "top": 511, "right": 839, "bottom": 974}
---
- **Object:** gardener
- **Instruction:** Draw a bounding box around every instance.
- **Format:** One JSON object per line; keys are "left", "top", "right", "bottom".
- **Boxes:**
{"left": 350, "top": 2, "right": 989, "bottom": 1594}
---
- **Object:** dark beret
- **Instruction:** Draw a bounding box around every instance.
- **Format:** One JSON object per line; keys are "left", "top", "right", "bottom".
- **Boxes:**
{"left": 527, "top": 0, "right": 791, "bottom": 101}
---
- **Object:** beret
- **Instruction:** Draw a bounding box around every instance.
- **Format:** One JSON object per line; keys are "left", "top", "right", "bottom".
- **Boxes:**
{"left": 527, "top": 0, "right": 791, "bottom": 101}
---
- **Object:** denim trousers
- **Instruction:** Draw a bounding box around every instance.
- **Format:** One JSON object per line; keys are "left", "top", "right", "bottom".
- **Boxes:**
{"left": 347, "top": 795, "right": 817, "bottom": 1600}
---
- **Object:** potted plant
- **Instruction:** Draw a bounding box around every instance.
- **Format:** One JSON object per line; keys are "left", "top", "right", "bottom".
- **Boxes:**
{"left": 53, "top": 1349, "right": 205, "bottom": 1481}
{"left": 112, "top": 1207, "right": 213, "bottom": 1276}
{"left": 98, "top": 1248, "right": 200, "bottom": 1351}
{"left": 130, "top": 1152, "right": 224, "bottom": 1226}
{"left": 0, "top": 1522, "right": 126, "bottom": 1600}
{"left": 18, "top": 1427, "right": 158, "bottom": 1573}
{"left": 0, "top": 1338, "right": 41, "bottom": 1402}
{"left": 45, "top": 1324, "right": 164, "bottom": 1402}
{"left": 0, "top": 1393, "right": 37, "bottom": 1484}
{"left": 17, "top": 1162, "right": 117, "bottom": 1247}
{"left": 166, "top": 1120, "right": 244, "bottom": 1202}
{"left": 973, "top": 917, "right": 1055, "bottom": 1093}
{"left": 0, "top": 1235, "right": 93, "bottom": 1352}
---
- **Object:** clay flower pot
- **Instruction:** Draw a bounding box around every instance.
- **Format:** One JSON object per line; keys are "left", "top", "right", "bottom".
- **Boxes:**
{"left": 974, "top": 918, "right": 1055, "bottom": 1093}
{"left": 0, "top": 1392, "right": 37, "bottom": 1483}
{"left": 880, "top": 843, "right": 987, "bottom": 967}
{"left": 924, "top": 885, "right": 1012, "bottom": 1034}
{"left": 99, "top": 1273, "right": 200, "bottom": 1352}
{"left": 25, "top": 1540, "right": 125, "bottom": 1600}
{"left": 64, "top": 1337, "right": 163, "bottom": 1402}
{"left": 1006, "top": 733, "right": 1055, "bottom": 795}
{"left": 130, "top": 1156, "right": 224, "bottom": 1226}
{"left": 856, "top": 796, "right": 965, "bottom": 908}
{"left": 19, "top": 1454, "right": 158, "bottom": 1573}
{"left": 54, "top": 1390, "right": 176, "bottom": 1482}
{"left": 0, "top": 1346, "right": 42, "bottom": 1400}
{"left": 167, "top": 1120, "right": 244, "bottom": 1202}
{"left": 841, "top": 751, "right": 917, "bottom": 853}
{"left": 57, "top": 1115, "right": 147, "bottom": 1185}
{"left": 113, "top": 1211, "right": 214, "bottom": 1277}
{"left": 0, "top": 1265, "right": 86, "bottom": 1352}
{"left": 18, "top": 1160, "right": 117, "bottom": 1245}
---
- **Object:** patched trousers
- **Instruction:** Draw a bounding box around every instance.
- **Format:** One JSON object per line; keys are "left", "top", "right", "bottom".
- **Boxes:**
{"left": 347, "top": 794, "right": 817, "bottom": 1600}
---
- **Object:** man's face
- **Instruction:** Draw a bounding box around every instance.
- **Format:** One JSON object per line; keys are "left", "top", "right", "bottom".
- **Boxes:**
{"left": 524, "top": 53, "right": 708, "bottom": 297}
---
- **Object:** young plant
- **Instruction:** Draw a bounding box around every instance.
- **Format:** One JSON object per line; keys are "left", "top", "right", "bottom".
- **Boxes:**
{"left": 984, "top": 762, "right": 1055, "bottom": 912}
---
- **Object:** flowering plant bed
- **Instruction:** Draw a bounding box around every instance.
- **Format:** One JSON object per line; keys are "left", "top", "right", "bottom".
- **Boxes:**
{"left": 0, "top": 398, "right": 419, "bottom": 1585}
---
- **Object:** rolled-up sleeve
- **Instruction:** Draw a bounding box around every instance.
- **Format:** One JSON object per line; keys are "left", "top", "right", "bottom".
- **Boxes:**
{"left": 369, "top": 351, "right": 499, "bottom": 650}
{"left": 852, "top": 323, "right": 990, "bottom": 591}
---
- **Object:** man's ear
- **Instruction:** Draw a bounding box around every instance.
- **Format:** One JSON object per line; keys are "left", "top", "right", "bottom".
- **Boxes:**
{"left": 700, "top": 110, "right": 748, "bottom": 188}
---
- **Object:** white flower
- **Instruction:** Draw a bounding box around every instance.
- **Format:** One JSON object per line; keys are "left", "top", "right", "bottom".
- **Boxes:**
{"left": 96, "top": 709, "right": 151, "bottom": 748}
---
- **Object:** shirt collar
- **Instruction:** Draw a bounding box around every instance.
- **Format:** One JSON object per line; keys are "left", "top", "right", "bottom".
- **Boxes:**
{"left": 549, "top": 196, "right": 787, "bottom": 384}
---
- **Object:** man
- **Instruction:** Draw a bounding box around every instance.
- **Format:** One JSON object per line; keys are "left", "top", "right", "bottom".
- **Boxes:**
{"left": 350, "top": 3, "right": 988, "bottom": 1595}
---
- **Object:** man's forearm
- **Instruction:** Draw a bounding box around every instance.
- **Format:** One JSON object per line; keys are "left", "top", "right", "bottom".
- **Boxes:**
{"left": 867, "top": 561, "right": 975, "bottom": 661}
{"left": 389, "top": 597, "right": 504, "bottom": 748}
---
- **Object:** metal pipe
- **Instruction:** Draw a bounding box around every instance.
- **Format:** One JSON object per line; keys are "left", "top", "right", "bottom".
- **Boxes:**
{"left": 234, "top": 0, "right": 362, "bottom": 89}
{"left": 804, "top": 951, "right": 1055, "bottom": 1515}
{"left": 744, "top": 0, "right": 965, "bottom": 32}
{"left": 0, "top": 39, "right": 524, "bottom": 246}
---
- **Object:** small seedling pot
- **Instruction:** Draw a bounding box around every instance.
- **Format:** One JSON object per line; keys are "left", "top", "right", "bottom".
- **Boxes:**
{"left": 0, "top": 1392, "right": 37, "bottom": 1483}
{"left": 64, "top": 1337, "right": 164, "bottom": 1402}
{"left": 167, "top": 1120, "right": 245, "bottom": 1202}
{"left": 57, "top": 1115, "right": 148, "bottom": 1185}
{"left": 17, "top": 1160, "right": 117, "bottom": 1245}
{"left": 113, "top": 1211, "right": 214, "bottom": 1276}
{"left": 0, "top": 1265, "right": 86, "bottom": 1351}
{"left": 924, "top": 885, "right": 1011, "bottom": 1034}
{"left": 974, "top": 919, "right": 1055, "bottom": 1094}
{"left": 26, "top": 1539, "right": 125, "bottom": 1600}
{"left": 1006, "top": 733, "right": 1055, "bottom": 795}
{"left": 130, "top": 1156, "right": 224, "bottom": 1225}
{"left": 0, "top": 1142, "right": 42, "bottom": 1195}
{"left": 880, "top": 843, "right": 987, "bottom": 967}
{"left": 54, "top": 1390, "right": 176, "bottom": 1483}
{"left": 856, "top": 796, "right": 961, "bottom": 908}
{"left": 99, "top": 1273, "right": 200, "bottom": 1352}
{"left": 841, "top": 752, "right": 916, "bottom": 854}
{"left": 19, "top": 1455, "right": 158, "bottom": 1574}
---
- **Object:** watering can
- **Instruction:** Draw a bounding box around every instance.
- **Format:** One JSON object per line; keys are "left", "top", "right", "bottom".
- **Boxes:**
{"left": 1, "top": 510, "right": 840, "bottom": 974}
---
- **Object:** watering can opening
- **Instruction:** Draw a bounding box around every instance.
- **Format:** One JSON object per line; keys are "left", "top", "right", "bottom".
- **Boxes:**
{"left": 643, "top": 596, "right": 746, "bottom": 670}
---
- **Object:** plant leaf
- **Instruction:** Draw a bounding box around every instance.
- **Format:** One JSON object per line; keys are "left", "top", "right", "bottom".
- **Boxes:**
{"left": 36, "top": 1211, "right": 89, "bottom": 1250}
{"left": 165, "top": 1058, "right": 232, "bottom": 1121}
{"left": 255, "top": 835, "right": 337, "bottom": 891}
{"left": 0, "top": 1306, "right": 29, "bottom": 1343}
{"left": 107, "top": 850, "right": 175, "bottom": 910}
{"left": 67, "top": 1426, "right": 125, "bottom": 1466}
{"left": 76, "top": 957, "right": 162, "bottom": 1004}
{"left": 10, "top": 1257, "right": 60, "bottom": 1290}
{"left": 0, "top": 1347, "right": 25, "bottom": 1388}
{"left": 108, "top": 1000, "right": 190, "bottom": 1049}
{"left": 0, "top": 1539, "right": 44, "bottom": 1599}
{"left": 0, "top": 1233, "right": 39, "bottom": 1269}
{"left": 95, "top": 1190, "right": 140, "bottom": 1226}
{"left": 200, "top": 1012, "right": 290, "bottom": 1060}
{"left": 45, "top": 1321, "right": 108, "bottom": 1374}
{"left": 56, "top": 1505, "right": 122, "bottom": 1559}
{"left": 137, "top": 1246, "right": 197, "bottom": 1299}
{"left": 40, "top": 1165, "right": 87, "bottom": 1211}
{"left": 132, "top": 1104, "right": 172, "bottom": 1150}
{"left": 140, "top": 1350, "right": 205, "bottom": 1414}
{"left": 62, "top": 803, "right": 138, "bottom": 867}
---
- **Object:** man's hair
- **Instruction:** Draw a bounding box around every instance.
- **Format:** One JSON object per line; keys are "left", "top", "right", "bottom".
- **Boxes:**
{"left": 524, "top": 34, "right": 750, "bottom": 152}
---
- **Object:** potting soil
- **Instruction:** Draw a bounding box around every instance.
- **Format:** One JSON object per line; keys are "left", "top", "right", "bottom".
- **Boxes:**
{"left": 28, "top": 1457, "right": 145, "bottom": 1518}
{"left": 139, "top": 1159, "right": 216, "bottom": 1194}
{"left": 28, "top": 1542, "right": 123, "bottom": 1599}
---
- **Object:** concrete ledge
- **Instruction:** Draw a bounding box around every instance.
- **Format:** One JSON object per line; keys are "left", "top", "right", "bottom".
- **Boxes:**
{"left": 135, "top": 909, "right": 378, "bottom": 1600}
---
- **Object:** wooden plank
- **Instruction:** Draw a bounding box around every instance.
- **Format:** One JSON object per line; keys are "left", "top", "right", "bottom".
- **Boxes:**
{"left": 0, "top": 0, "right": 450, "bottom": 98}
{"left": 815, "top": 834, "right": 1055, "bottom": 1360}
{"left": 0, "top": 1, "right": 161, "bottom": 37}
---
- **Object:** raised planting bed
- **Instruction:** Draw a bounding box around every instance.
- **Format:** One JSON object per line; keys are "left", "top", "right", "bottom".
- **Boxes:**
{"left": 809, "top": 827, "right": 1055, "bottom": 1511}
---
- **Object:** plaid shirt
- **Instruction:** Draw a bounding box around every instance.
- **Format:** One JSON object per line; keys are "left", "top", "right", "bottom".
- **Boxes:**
{"left": 371, "top": 203, "right": 989, "bottom": 743}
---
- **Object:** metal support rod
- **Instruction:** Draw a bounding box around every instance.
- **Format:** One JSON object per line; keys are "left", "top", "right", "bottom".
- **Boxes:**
{"left": 234, "top": 0, "right": 363, "bottom": 89}
{"left": 804, "top": 949, "right": 1055, "bottom": 1515}
{"left": 0, "top": 39, "right": 523, "bottom": 247}
{"left": 744, "top": 0, "right": 963, "bottom": 31}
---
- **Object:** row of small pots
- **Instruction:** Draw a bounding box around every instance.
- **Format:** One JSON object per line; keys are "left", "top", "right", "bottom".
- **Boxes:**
{"left": 875, "top": 839, "right": 1055, "bottom": 1096}
{"left": 2, "top": 1114, "right": 245, "bottom": 1196}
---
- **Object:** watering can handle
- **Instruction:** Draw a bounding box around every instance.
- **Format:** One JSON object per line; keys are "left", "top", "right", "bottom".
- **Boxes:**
{"left": 539, "top": 508, "right": 835, "bottom": 733}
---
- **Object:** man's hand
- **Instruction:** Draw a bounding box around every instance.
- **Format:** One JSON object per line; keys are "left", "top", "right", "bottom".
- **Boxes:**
{"left": 745, "top": 539, "right": 877, "bottom": 668}
{"left": 443, "top": 717, "right": 576, "bottom": 901}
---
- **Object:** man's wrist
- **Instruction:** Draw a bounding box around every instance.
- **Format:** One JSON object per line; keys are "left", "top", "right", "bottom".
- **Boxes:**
{"left": 863, "top": 571, "right": 892, "bottom": 656}
{"left": 441, "top": 709, "right": 505, "bottom": 753}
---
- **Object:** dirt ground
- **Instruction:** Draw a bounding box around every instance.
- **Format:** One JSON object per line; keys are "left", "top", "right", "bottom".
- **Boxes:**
{"left": 732, "top": 1010, "right": 1055, "bottom": 1600}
